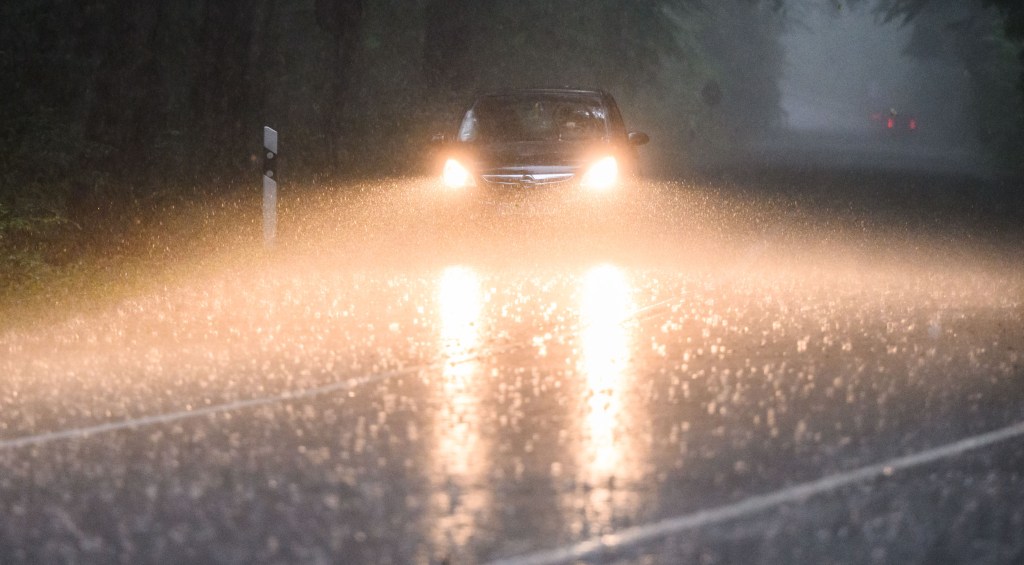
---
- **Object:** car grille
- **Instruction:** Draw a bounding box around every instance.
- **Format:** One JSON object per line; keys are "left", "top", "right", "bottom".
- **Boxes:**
{"left": 481, "top": 173, "right": 575, "bottom": 188}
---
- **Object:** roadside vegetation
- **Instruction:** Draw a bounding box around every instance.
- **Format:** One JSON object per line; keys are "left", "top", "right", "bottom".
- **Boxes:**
{"left": 1, "top": 0, "right": 1021, "bottom": 300}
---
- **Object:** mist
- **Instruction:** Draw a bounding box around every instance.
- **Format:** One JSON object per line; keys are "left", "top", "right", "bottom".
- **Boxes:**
{"left": 758, "top": 1, "right": 1019, "bottom": 176}
{"left": 1, "top": 0, "right": 1022, "bottom": 287}
{"left": 781, "top": 4, "right": 919, "bottom": 133}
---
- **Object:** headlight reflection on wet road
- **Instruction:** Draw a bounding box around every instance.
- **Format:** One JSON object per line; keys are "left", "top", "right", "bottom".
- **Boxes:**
{"left": 1, "top": 176, "right": 1022, "bottom": 564}
{"left": 430, "top": 266, "right": 489, "bottom": 555}
{"left": 572, "top": 264, "right": 645, "bottom": 534}
{"left": 439, "top": 266, "right": 483, "bottom": 373}
{"left": 579, "top": 265, "right": 633, "bottom": 480}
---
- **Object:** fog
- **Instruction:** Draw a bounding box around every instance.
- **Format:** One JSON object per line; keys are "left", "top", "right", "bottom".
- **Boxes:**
{"left": 783, "top": 5, "right": 908, "bottom": 131}
{"left": 782, "top": 3, "right": 974, "bottom": 139}
{"left": 1, "top": 0, "right": 1021, "bottom": 289}
{"left": 2, "top": 2, "right": 1023, "bottom": 563}
{"left": 739, "top": 1, "right": 997, "bottom": 176}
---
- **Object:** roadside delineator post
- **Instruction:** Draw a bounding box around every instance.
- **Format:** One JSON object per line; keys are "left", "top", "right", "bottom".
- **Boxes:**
{"left": 263, "top": 126, "right": 278, "bottom": 247}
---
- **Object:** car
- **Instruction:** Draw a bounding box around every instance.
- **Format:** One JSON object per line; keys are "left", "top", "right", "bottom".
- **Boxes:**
{"left": 433, "top": 88, "right": 649, "bottom": 195}
{"left": 870, "top": 107, "right": 919, "bottom": 135}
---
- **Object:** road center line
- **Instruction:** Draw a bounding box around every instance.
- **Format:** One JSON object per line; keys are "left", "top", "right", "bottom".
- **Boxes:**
{"left": 485, "top": 419, "right": 1024, "bottom": 565}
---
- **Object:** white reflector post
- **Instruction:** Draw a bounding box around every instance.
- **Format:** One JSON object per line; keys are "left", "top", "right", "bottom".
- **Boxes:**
{"left": 263, "top": 126, "right": 278, "bottom": 247}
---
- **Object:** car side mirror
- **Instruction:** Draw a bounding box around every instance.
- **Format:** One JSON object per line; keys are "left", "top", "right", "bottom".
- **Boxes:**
{"left": 628, "top": 131, "right": 650, "bottom": 146}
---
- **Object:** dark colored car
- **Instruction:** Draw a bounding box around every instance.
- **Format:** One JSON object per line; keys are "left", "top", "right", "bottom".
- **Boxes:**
{"left": 435, "top": 88, "right": 648, "bottom": 194}
{"left": 870, "top": 108, "right": 919, "bottom": 135}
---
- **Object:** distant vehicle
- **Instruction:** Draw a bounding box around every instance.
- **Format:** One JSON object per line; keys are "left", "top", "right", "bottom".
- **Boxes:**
{"left": 432, "top": 88, "right": 648, "bottom": 194}
{"left": 870, "top": 108, "right": 918, "bottom": 135}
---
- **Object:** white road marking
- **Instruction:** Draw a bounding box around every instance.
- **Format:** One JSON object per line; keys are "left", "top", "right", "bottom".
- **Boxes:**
{"left": 485, "top": 419, "right": 1024, "bottom": 565}
{"left": 1, "top": 284, "right": 681, "bottom": 452}
{"left": 0, "top": 366, "right": 431, "bottom": 451}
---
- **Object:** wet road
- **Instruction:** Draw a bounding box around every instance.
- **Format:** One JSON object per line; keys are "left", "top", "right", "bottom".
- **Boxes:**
{"left": 2, "top": 175, "right": 1023, "bottom": 564}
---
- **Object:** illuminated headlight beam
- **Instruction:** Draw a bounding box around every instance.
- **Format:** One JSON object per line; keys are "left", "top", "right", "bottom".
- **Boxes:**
{"left": 580, "top": 156, "right": 618, "bottom": 192}
{"left": 442, "top": 158, "right": 473, "bottom": 189}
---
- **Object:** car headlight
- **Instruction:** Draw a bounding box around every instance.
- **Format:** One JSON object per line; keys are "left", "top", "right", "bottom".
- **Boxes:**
{"left": 442, "top": 158, "right": 472, "bottom": 189}
{"left": 580, "top": 156, "right": 618, "bottom": 191}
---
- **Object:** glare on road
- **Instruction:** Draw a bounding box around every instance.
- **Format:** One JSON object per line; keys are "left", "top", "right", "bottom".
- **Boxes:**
{"left": 1, "top": 176, "right": 1022, "bottom": 563}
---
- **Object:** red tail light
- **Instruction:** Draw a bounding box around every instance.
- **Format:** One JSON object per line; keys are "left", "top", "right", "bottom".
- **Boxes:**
{"left": 909, "top": 119, "right": 917, "bottom": 130}
{"left": 887, "top": 118, "right": 894, "bottom": 129}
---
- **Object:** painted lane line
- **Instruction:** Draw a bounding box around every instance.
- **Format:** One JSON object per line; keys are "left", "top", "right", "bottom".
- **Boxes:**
{"left": 485, "top": 419, "right": 1024, "bottom": 565}
{"left": 0, "top": 364, "right": 437, "bottom": 451}
{"left": 0, "top": 293, "right": 677, "bottom": 452}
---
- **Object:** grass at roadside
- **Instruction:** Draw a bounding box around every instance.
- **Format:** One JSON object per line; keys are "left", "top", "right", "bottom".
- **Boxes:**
{"left": 0, "top": 185, "right": 267, "bottom": 333}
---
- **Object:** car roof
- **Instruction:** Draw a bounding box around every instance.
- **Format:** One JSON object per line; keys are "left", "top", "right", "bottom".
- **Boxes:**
{"left": 475, "top": 88, "right": 610, "bottom": 99}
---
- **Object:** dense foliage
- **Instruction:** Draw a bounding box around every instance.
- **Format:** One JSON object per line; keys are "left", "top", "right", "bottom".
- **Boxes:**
{"left": 874, "top": 0, "right": 1024, "bottom": 165}
{"left": 0, "top": 0, "right": 787, "bottom": 275}
{"left": 1, "top": 0, "right": 1021, "bottom": 286}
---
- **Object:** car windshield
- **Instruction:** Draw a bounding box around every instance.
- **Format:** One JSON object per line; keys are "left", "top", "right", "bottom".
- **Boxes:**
{"left": 458, "top": 94, "right": 608, "bottom": 143}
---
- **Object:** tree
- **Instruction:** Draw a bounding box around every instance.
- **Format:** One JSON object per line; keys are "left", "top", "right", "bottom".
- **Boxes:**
{"left": 316, "top": 0, "right": 363, "bottom": 171}
{"left": 871, "top": 0, "right": 1024, "bottom": 163}
{"left": 860, "top": 0, "right": 1024, "bottom": 101}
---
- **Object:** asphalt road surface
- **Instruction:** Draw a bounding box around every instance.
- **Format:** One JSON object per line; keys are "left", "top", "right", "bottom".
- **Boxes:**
{"left": 2, "top": 168, "right": 1023, "bottom": 564}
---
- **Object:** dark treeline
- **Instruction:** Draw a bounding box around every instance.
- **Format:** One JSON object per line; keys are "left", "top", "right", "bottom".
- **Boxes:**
{"left": 0, "top": 0, "right": 1021, "bottom": 281}
{"left": 866, "top": 0, "right": 1024, "bottom": 160}
{"left": 0, "top": 0, "right": 786, "bottom": 230}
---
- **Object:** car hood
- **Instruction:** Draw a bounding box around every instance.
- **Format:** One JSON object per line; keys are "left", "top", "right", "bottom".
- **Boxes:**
{"left": 469, "top": 140, "right": 598, "bottom": 171}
